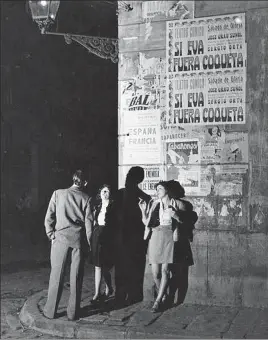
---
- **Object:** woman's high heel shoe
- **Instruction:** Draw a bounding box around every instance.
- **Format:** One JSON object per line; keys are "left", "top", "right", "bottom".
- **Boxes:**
{"left": 90, "top": 295, "right": 103, "bottom": 305}
{"left": 104, "top": 288, "right": 114, "bottom": 298}
{"left": 151, "top": 300, "right": 161, "bottom": 313}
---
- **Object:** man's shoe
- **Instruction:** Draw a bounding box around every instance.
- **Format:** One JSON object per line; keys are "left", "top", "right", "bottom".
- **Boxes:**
{"left": 67, "top": 317, "right": 77, "bottom": 321}
{"left": 42, "top": 312, "right": 54, "bottom": 320}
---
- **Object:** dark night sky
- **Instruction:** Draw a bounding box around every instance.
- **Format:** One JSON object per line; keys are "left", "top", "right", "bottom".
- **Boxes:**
{"left": 1, "top": 1, "right": 118, "bottom": 211}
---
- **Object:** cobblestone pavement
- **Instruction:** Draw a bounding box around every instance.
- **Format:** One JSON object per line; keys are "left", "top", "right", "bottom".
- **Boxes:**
{"left": 2, "top": 261, "right": 268, "bottom": 339}
{"left": 1, "top": 261, "right": 95, "bottom": 339}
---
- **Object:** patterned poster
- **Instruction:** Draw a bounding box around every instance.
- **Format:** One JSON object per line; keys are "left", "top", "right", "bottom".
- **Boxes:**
{"left": 221, "top": 131, "right": 248, "bottom": 163}
{"left": 142, "top": 1, "right": 194, "bottom": 21}
{"left": 166, "top": 14, "right": 246, "bottom": 125}
{"left": 200, "top": 164, "right": 247, "bottom": 197}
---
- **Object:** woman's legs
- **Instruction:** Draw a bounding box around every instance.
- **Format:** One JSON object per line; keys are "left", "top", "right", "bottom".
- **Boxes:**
{"left": 151, "top": 263, "right": 161, "bottom": 292}
{"left": 156, "top": 263, "right": 170, "bottom": 303}
{"left": 103, "top": 267, "right": 113, "bottom": 295}
{"left": 93, "top": 266, "right": 102, "bottom": 300}
{"left": 93, "top": 266, "right": 113, "bottom": 299}
{"left": 151, "top": 263, "right": 170, "bottom": 312}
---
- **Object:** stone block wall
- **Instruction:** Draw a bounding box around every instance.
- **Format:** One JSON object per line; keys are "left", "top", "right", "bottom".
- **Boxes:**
{"left": 118, "top": 1, "right": 268, "bottom": 307}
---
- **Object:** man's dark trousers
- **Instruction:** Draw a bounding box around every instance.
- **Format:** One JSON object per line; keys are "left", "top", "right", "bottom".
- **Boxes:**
{"left": 43, "top": 239, "right": 84, "bottom": 320}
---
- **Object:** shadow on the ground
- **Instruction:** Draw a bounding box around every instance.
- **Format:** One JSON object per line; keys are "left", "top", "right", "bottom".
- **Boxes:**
{"left": 79, "top": 296, "right": 140, "bottom": 318}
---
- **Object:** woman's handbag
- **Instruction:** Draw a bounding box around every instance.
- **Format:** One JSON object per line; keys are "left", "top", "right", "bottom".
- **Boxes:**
{"left": 144, "top": 225, "right": 152, "bottom": 241}
{"left": 173, "top": 227, "right": 180, "bottom": 242}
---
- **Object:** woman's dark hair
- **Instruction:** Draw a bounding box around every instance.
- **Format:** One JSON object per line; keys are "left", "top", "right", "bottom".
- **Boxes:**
{"left": 155, "top": 181, "right": 169, "bottom": 191}
{"left": 155, "top": 180, "right": 185, "bottom": 199}
{"left": 96, "top": 184, "right": 111, "bottom": 201}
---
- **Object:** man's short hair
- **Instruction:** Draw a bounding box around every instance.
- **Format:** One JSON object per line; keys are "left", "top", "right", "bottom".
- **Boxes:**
{"left": 125, "top": 166, "right": 144, "bottom": 187}
{"left": 72, "top": 170, "right": 87, "bottom": 187}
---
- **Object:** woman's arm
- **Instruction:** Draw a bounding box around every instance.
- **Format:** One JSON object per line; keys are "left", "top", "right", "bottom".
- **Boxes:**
{"left": 169, "top": 199, "right": 188, "bottom": 223}
{"left": 169, "top": 206, "right": 184, "bottom": 224}
{"left": 139, "top": 198, "right": 153, "bottom": 225}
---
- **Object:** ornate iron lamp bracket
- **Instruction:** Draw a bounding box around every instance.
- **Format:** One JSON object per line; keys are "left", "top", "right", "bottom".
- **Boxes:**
{"left": 28, "top": 1, "right": 122, "bottom": 63}
{"left": 63, "top": 34, "right": 118, "bottom": 63}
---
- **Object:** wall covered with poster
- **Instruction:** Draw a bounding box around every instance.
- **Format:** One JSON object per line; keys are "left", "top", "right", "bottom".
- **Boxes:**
{"left": 118, "top": 1, "right": 248, "bottom": 203}
{"left": 118, "top": 0, "right": 196, "bottom": 198}
{"left": 118, "top": 1, "right": 268, "bottom": 307}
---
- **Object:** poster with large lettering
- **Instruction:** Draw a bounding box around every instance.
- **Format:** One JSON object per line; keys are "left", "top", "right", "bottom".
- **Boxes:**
{"left": 119, "top": 52, "right": 166, "bottom": 114}
{"left": 121, "top": 109, "right": 161, "bottom": 165}
{"left": 140, "top": 165, "right": 164, "bottom": 196}
{"left": 165, "top": 139, "right": 201, "bottom": 195}
{"left": 120, "top": 79, "right": 156, "bottom": 112}
{"left": 118, "top": 164, "right": 164, "bottom": 197}
{"left": 166, "top": 14, "right": 246, "bottom": 125}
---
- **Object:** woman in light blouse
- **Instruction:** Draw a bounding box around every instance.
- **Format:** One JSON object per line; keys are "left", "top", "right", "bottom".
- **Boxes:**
{"left": 91, "top": 184, "right": 114, "bottom": 303}
{"left": 139, "top": 181, "right": 193, "bottom": 312}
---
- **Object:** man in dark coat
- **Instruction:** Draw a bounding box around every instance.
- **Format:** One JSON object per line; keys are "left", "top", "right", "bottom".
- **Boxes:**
{"left": 113, "top": 166, "right": 151, "bottom": 306}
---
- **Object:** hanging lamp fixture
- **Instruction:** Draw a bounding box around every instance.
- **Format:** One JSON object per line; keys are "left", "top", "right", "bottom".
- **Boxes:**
{"left": 27, "top": 1, "right": 132, "bottom": 63}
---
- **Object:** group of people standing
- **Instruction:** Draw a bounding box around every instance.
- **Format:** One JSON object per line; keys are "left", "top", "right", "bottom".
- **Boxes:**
{"left": 43, "top": 167, "right": 197, "bottom": 321}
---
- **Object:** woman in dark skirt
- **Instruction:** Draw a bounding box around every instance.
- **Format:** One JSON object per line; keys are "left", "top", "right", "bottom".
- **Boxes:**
{"left": 91, "top": 184, "right": 114, "bottom": 303}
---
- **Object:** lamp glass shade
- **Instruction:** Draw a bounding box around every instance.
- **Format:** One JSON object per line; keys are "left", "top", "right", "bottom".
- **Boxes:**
{"left": 28, "top": 1, "right": 60, "bottom": 21}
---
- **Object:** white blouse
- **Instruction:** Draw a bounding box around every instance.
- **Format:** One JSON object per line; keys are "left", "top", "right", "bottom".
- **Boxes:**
{"left": 97, "top": 201, "right": 109, "bottom": 226}
{"left": 159, "top": 201, "right": 173, "bottom": 226}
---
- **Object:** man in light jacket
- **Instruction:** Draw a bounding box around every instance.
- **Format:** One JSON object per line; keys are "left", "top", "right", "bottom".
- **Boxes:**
{"left": 43, "top": 170, "right": 93, "bottom": 321}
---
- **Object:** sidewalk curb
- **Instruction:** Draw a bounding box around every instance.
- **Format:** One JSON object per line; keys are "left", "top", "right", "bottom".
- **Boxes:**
{"left": 19, "top": 290, "right": 203, "bottom": 339}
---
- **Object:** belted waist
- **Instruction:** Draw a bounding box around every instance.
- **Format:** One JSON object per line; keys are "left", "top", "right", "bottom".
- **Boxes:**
{"left": 152, "top": 224, "right": 172, "bottom": 232}
{"left": 95, "top": 223, "right": 106, "bottom": 227}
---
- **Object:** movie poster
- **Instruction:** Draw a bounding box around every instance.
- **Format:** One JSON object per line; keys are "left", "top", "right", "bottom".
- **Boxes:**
{"left": 200, "top": 164, "right": 246, "bottom": 196}
{"left": 165, "top": 139, "right": 201, "bottom": 195}
{"left": 221, "top": 131, "right": 248, "bottom": 163}
{"left": 201, "top": 125, "right": 225, "bottom": 163}
{"left": 166, "top": 14, "right": 246, "bottom": 125}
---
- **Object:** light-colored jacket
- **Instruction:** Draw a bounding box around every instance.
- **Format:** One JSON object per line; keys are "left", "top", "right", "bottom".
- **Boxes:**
{"left": 143, "top": 198, "right": 186, "bottom": 241}
{"left": 44, "top": 186, "right": 93, "bottom": 248}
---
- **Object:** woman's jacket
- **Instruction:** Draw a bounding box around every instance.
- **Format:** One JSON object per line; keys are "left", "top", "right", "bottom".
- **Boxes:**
{"left": 143, "top": 198, "right": 197, "bottom": 266}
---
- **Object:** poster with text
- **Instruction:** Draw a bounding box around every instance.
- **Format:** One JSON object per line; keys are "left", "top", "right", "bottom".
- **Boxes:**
{"left": 118, "top": 165, "right": 164, "bottom": 197}
{"left": 121, "top": 109, "right": 161, "bottom": 165}
{"left": 201, "top": 125, "right": 225, "bottom": 163}
{"left": 140, "top": 165, "right": 165, "bottom": 197}
{"left": 166, "top": 14, "right": 246, "bottom": 125}
{"left": 166, "top": 139, "right": 201, "bottom": 195}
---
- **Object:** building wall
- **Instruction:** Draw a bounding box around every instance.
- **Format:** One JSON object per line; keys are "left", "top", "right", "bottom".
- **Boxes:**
{"left": 1, "top": 1, "right": 118, "bottom": 251}
{"left": 118, "top": 1, "right": 268, "bottom": 307}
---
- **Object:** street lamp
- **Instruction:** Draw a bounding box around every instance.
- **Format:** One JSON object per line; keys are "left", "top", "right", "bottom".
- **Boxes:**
{"left": 27, "top": 0, "right": 125, "bottom": 63}
{"left": 28, "top": 0, "right": 60, "bottom": 34}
